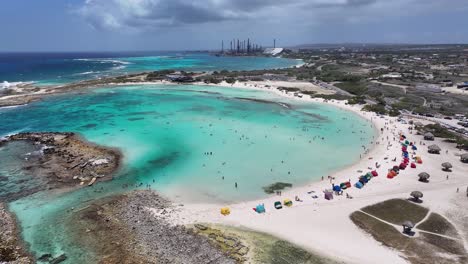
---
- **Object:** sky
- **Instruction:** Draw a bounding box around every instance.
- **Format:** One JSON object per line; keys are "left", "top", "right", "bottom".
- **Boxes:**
{"left": 0, "top": 0, "right": 467, "bottom": 52}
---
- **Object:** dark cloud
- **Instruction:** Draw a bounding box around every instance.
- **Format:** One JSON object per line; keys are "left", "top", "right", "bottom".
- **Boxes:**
{"left": 78, "top": 0, "right": 380, "bottom": 30}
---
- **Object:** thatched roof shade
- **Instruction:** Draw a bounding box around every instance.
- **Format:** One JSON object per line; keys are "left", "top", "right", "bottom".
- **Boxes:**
{"left": 403, "top": 221, "right": 415, "bottom": 228}
{"left": 410, "top": 191, "right": 423, "bottom": 198}
{"left": 418, "top": 172, "right": 430, "bottom": 179}
{"left": 424, "top": 132, "right": 434, "bottom": 140}
{"left": 428, "top": 144, "right": 441, "bottom": 152}
{"left": 461, "top": 153, "right": 468, "bottom": 162}
{"left": 441, "top": 162, "right": 452, "bottom": 169}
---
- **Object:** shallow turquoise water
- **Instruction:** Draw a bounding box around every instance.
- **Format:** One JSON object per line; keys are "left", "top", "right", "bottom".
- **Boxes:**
{"left": 0, "top": 85, "right": 375, "bottom": 262}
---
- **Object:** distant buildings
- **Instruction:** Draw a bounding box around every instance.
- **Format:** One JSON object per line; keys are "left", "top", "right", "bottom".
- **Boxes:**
{"left": 415, "top": 83, "right": 442, "bottom": 93}
{"left": 381, "top": 72, "right": 402, "bottom": 79}
{"left": 166, "top": 73, "right": 194, "bottom": 83}
{"left": 457, "top": 82, "right": 468, "bottom": 89}
{"left": 440, "top": 80, "right": 453, "bottom": 87}
{"left": 263, "top": 48, "right": 284, "bottom": 56}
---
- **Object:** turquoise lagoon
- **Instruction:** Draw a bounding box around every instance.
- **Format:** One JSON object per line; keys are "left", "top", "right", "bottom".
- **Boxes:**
{"left": 0, "top": 84, "right": 375, "bottom": 262}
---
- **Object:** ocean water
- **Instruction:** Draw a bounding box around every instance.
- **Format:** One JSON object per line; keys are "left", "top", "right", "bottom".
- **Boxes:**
{"left": 0, "top": 52, "right": 302, "bottom": 85}
{"left": 0, "top": 85, "right": 375, "bottom": 262}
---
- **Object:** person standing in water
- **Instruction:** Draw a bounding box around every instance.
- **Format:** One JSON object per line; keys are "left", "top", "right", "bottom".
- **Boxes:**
{"left": 235, "top": 182, "right": 238, "bottom": 188}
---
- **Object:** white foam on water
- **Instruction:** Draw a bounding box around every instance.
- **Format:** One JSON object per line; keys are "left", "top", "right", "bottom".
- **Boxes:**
{"left": 1, "top": 81, "right": 34, "bottom": 89}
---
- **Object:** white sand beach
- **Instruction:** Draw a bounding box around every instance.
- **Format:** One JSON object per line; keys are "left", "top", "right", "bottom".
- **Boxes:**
{"left": 152, "top": 80, "right": 468, "bottom": 264}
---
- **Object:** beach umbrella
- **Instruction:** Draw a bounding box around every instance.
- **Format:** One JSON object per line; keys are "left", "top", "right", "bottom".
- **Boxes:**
{"left": 428, "top": 144, "right": 441, "bottom": 154}
{"left": 412, "top": 145, "right": 417, "bottom": 150}
{"left": 410, "top": 191, "right": 423, "bottom": 202}
{"left": 405, "top": 140, "right": 410, "bottom": 145}
{"left": 441, "top": 162, "right": 452, "bottom": 171}
{"left": 410, "top": 163, "right": 416, "bottom": 168}
{"left": 371, "top": 171, "right": 378, "bottom": 177}
{"left": 221, "top": 207, "right": 231, "bottom": 216}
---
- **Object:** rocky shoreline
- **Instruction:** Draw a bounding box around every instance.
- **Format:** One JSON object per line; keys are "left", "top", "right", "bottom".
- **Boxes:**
{"left": 0, "top": 132, "right": 122, "bottom": 263}
{"left": 70, "top": 190, "right": 236, "bottom": 263}
{"left": 0, "top": 72, "right": 154, "bottom": 108}
{"left": 1, "top": 132, "right": 121, "bottom": 201}
{"left": 67, "top": 189, "right": 337, "bottom": 264}
{"left": 0, "top": 203, "right": 33, "bottom": 264}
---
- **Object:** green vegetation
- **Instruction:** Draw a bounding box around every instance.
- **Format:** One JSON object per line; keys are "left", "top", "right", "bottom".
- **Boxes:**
{"left": 351, "top": 199, "right": 467, "bottom": 264}
{"left": 146, "top": 70, "right": 176, "bottom": 81}
{"left": 225, "top": 77, "right": 236, "bottom": 84}
{"left": 417, "top": 213, "right": 460, "bottom": 238}
{"left": 335, "top": 81, "right": 368, "bottom": 96}
{"left": 417, "top": 124, "right": 468, "bottom": 149}
{"left": 419, "top": 233, "right": 466, "bottom": 256}
{"left": 347, "top": 96, "right": 366, "bottom": 105}
{"left": 361, "top": 199, "right": 429, "bottom": 225}
{"left": 362, "top": 104, "right": 387, "bottom": 115}
{"left": 278, "top": 87, "right": 300, "bottom": 93}
{"left": 195, "top": 224, "right": 338, "bottom": 264}
{"left": 262, "top": 182, "right": 292, "bottom": 194}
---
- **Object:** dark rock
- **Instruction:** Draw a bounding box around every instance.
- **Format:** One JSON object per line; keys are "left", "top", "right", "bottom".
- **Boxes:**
{"left": 49, "top": 254, "right": 67, "bottom": 264}
{"left": 38, "top": 253, "right": 52, "bottom": 261}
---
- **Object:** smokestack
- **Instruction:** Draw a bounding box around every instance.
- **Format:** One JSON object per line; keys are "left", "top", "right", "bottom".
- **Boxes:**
{"left": 222, "top": 40, "right": 224, "bottom": 53}
{"left": 274, "top": 39, "right": 276, "bottom": 49}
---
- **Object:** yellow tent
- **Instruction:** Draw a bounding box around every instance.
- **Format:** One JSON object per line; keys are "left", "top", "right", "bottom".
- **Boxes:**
{"left": 283, "top": 199, "right": 293, "bottom": 207}
{"left": 220, "top": 207, "right": 231, "bottom": 216}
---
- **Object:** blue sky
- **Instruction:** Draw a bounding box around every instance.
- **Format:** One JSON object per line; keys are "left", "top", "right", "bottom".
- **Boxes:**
{"left": 0, "top": 0, "right": 467, "bottom": 51}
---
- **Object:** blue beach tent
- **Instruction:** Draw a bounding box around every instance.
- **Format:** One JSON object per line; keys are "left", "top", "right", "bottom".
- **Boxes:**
{"left": 333, "top": 185, "right": 341, "bottom": 192}
{"left": 355, "top": 182, "right": 364, "bottom": 189}
{"left": 255, "top": 204, "right": 266, "bottom": 213}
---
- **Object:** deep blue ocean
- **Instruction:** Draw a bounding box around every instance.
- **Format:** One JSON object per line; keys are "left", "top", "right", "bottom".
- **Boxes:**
{"left": 0, "top": 51, "right": 302, "bottom": 85}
